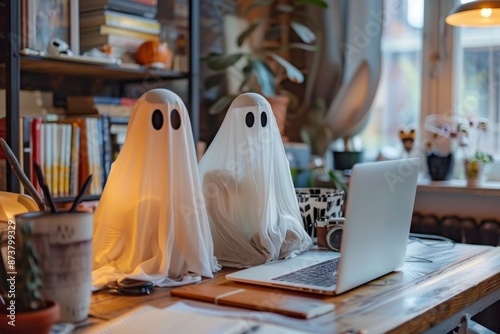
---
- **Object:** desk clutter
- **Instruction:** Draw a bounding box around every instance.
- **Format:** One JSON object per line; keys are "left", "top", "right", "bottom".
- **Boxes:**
{"left": 1, "top": 89, "right": 338, "bottom": 330}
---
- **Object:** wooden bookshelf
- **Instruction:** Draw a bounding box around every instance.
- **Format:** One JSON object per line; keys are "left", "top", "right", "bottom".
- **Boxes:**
{"left": 18, "top": 56, "right": 190, "bottom": 81}
{"left": 0, "top": 0, "right": 200, "bottom": 194}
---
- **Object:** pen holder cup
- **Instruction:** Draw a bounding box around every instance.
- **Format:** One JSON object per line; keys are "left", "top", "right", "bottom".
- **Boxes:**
{"left": 295, "top": 188, "right": 344, "bottom": 237}
{"left": 14, "top": 211, "right": 93, "bottom": 323}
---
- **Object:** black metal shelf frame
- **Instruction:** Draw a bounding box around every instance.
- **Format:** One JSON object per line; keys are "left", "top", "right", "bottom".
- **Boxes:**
{"left": 2, "top": 0, "right": 200, "bottom": 194}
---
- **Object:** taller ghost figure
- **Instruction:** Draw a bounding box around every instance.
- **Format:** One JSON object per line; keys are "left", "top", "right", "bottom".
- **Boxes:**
{"left": 199, "top": 93, "right": 312, "bottom": 268}
{"left": 92, "top": 89, "right": 219, "bottom": 288}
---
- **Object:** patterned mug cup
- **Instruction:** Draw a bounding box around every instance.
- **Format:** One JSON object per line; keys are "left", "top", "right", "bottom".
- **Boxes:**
{"left": 295, "top": 188, "right": 344, "bottom": 236}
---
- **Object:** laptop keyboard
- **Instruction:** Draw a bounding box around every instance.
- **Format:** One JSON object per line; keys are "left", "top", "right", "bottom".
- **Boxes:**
{"left": 271, "top": 258, "right": 340, "bottom": 287}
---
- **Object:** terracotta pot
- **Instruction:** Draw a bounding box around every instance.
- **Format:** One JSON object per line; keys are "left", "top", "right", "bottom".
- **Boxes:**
{"left": 0, "top": 300, "right": 60, "bottom": 334}
{"left": 265, "top": 94, "right": 289, "bottom": 137}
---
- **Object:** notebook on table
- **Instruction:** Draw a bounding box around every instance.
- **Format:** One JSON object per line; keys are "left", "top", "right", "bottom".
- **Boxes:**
{"left": 226, "top": 158, "right": 420, "bottom": 295}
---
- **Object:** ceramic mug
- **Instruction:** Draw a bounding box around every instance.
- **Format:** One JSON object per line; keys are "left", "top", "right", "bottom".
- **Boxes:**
{"left": 295, "top": 188, "right": 344, "bottom": 236}
{"left": 14, "top": 211, "right": 93, "bottom": 323}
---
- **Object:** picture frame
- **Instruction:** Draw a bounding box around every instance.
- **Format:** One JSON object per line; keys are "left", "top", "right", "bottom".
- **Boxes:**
{"left": 22, "top": 0, "right": 79, "bottom": 54}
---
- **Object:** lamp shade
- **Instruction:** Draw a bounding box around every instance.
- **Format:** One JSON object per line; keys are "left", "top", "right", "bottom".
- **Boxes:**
{"left": 446, "top": 0, "right": 500, "bottom": 27}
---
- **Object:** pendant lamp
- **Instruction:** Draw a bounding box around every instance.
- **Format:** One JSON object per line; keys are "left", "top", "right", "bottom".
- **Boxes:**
{"left": 446, "top": 0, "right": 500, "bottom": 27}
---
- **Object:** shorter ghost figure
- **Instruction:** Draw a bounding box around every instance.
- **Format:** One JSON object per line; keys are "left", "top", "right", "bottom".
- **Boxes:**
{"left": 92, "top": 89, "right": 219, "bottom": 288}
{"left": 199, "top": 93, "right": 312, "bottom": 268}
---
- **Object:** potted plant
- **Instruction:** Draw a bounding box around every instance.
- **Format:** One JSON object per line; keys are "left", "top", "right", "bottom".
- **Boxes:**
{"left": 202, "top": 0, "right": 328, "bottom": 136}
{"left": 457, "top": 117, "right": 494, "bottom": 186}
{"left": 424, "top": 114, "right": 494, "bottom": 184}
{"left": 423, "top": 114, "right": 458, "bottom": 180}
{"left": 0, "top": 222, "right": 60, "bottom": 334}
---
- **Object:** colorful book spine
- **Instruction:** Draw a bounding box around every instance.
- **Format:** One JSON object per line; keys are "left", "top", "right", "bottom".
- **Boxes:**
{"left": 100, "top": 115, "right": 112, "bottom": 188}
{"left": 70, "top": 125, "right": 81, "bottom": 196}
{"left": 30, "top": 117, "right": 43, "bottom": 194}
{"left": 51, "top": 123, "right": 59, "bottom": 196}
{"left": 42, "top": 123, "right": 53, "bottom": 195}
{"left": 79, "top": 10, "right": 161, "bottom": 35}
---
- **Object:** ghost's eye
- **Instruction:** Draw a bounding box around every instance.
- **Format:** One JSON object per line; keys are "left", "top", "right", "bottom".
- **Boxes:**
{"left": 261, "top": 111, "right": 267, "bottom": 127}
{"left": 171, "top": 108, "right": 181, "bottom": 130}
{"left": 245, "top": 112, "right": 255, "bottom": 128}
{"left": 152, "top": 109, "right": 163, "bottom": 130}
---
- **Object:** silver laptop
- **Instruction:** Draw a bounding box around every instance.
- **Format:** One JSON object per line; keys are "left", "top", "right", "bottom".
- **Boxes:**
{"left": 226, "top": 158, "right": 420, "bottom": 295}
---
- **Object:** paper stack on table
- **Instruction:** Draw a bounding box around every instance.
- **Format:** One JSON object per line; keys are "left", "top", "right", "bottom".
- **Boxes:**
{"left": 82, "top": 303, "right": 310, "bottom": 334}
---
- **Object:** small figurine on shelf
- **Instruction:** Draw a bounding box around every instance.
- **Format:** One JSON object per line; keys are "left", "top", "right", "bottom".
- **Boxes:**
{"left": 399, "top": 125, "right": 416, "bottom": 157}
{"left": 46, "top": 38, "right": 73, "bottom": 56}
{"left": 135, "top": 40, "right": 172, "bottom": 69}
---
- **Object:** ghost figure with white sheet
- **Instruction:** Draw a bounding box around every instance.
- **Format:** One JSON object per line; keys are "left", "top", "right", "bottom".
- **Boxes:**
{"left": 199, "top": 93, "right": 312, "bottom": 268}
{"left": 92, "top": 89, "right": 219, "bottom": 288}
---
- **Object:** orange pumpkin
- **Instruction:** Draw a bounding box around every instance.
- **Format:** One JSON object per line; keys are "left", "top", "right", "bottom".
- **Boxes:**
{"left": 135, "top": 40, "right": 172, "bottom": 68}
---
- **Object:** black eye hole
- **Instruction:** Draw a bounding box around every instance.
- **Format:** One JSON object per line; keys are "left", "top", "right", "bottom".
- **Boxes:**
{"left": 170, "top": 108, "right": 181, "bottom": 130}
{"left": 261, "top": 111, "right": 267, "bottom": 127}
{"left": 245, "top": 112, "right": 255, "bottom": 128}
{"left": 152, "top": 109, "right": 164, "bottom": 130}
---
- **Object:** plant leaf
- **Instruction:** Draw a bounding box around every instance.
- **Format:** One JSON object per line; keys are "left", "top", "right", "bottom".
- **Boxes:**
{"left": 288, "top": 42, "right": 317, "bottom": 52}
{"left": 291, "top": 21, "right": 316, "bottom": 43}
{"left": 294, "top": 0, "right": 329, "bottom": 9}
{"left": 242, "top": 0, "right": 274, "bottom": 16}
{"left": 240, "top": 64, "right": 253, "bottom": 91}
{"left": 200, "top": 52, "right": 221, "bottom": 62}
{"left": 269, "top": 53, "right": 304, "bottom": 83}
{"left": 294, "top": 11, "right": 322, "bottom": 31}
{"left": 251, "top": 59, "right": 276, "bottom": 96}
{"left": 237, "top": 21, "right": 261, "bottom": 47}
{"left": 209, "top": 95, "right": 236, "bottom": 115}
{"left": 204, "top": 73, "right": 226, "bottom": 90}
{"left": 261, "top": 43, "right": 316, "bottom": 53}
{"left": 207, "top": 53, "right": 244, "bottom": 71}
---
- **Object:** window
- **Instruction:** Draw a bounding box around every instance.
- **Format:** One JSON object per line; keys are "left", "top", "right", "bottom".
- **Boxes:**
{"left": 453, "top": 0, "right": 500, "bottom": 155}
{"left": 360, "top": 0, "right": 424, "bottom": 159}
{"left": 360, "top": 0, "right": 500, "bottom": 161}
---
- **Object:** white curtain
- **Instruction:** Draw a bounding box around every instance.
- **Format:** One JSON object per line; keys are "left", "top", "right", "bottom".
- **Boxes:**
{"left": 307, "top": 0, "right": 384, "bottom": 150}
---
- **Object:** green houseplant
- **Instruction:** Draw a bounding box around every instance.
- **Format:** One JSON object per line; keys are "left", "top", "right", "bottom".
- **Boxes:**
{"left": 203, "top": 0, "right": 328, "bottom": 134}
{"left": 0, "top": 222, "right": 60, "bottom": 334}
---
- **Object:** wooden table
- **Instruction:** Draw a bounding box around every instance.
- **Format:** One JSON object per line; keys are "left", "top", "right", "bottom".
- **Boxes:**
{"left": 83, "top": 242, "right": 500, "bottom": 334}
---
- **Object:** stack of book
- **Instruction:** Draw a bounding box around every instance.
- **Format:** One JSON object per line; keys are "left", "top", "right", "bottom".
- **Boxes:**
{"left": 79, "top": 0, "right": 158, "bottom": 18}
{"left": 66, "top": 95, "right": 136, "bottom": 192}
{"left": 0, "top": 110, "right": 122, "bottom": 198}
{"left": 0, "top": 117, "right": 81, "bottom": 198}
{"left": 0, "top": 90, "right": 63, "bottom": 193}
{"left": 79, "top": 1, "right": 161, "bottom": 58}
